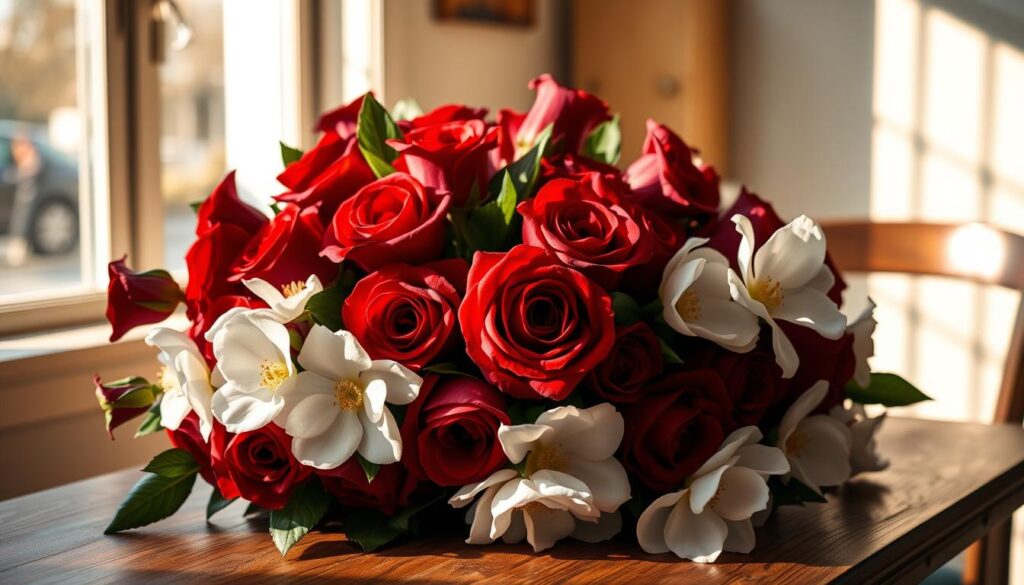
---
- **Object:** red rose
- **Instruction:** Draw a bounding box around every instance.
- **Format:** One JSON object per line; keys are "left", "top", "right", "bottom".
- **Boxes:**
{"left": 390, "top": 119, "right": 498, "bottom": 207}
{"left": 776, "top": 322, "right": 856, "bottom": 415}
{"left": 582, "top": 322, "right": 664, "bottom": 404}
{"left": 166, "top": 412, "right": 216, "bottom": 486}
{"left": 196, "top": 171, "right": 268, "bottom": 236}
{"left": 706, "top": 188, "right": 846, "bottom": 305}
{"left": 624, "top": 119, "right": 720, "bottom": 219}
{"left": 621, "top": 369, "right": 734, "bottom": 491}
{"left": 401, "top": 375, "right": 511, "bottom": 487}
{"left": 275, "top": 133, "right": 376, "bottom": 223}
{"left": 495, "top": 108, "right": 525, "bottom": 165}
{"left": 315, "top": 94, "right": 365, "bottom": 138}
{"left": 539, "top": 153, "right": 623, "bottom": 185}
{"left": 187, "top": 295, "right": 263, "bottom": 366}
{"left": 210, "top": 423, "right": 310, "bottom": 509}
{"left": 342, "top": 260, "right": 467, "bottom": 369}
{"left": 460, "top": 244, "right": 616, "bottom": 400}
{"left": 185, "top": 223, "right": 252, "bottom": 317}
{"left": 321, "top": 173, "right": 451, "bottom": 272}
{"left": 681, "top": 336, "right": 783, "bottom": 427}
{"left": 400, "top": 103, "right": 488, "bottom": 131}
{"left": 519, "top": 176, "right": 653, "bottom": 290}
{"left": 622, "top": 204, "right": 689, "bottom": 294}
{"left": 231, "top": 204, "right": 338, "bottom": 289}
{"left": 516, "top": 74, "right": 610, "bottom": 156}
{"left": 317, "top": 459, "right": 417, "bottom": 516}
{"left": 106, "top": 256, "right": 184, "bottom": 341}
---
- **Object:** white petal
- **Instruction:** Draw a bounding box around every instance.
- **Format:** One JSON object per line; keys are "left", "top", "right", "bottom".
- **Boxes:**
{"left": 523, "top": 508, "right": 576, "bottom": 552}
{"left": 792, "top": 415, "right": 853, "bottom": 489}
{"left": 572, "top": 510, "right": 622, "bottom": 543}
{"left": 688, "top": 298, "right": 760, "bottom": 352}
{"left": 712, "top": 467, "right": 770, "bottom": 521}
{"left": 529, "top": 470, "right": 598, "bottom": 519}
{"left": 565, "top": 457, "right": 631, "bottom": 513}
{"left": 465, "top": 485, "right": 501, "bottom": 545}
{"left": 242, "top": 278, "right": 285, "bottom": 309}
{"left": 361, "top": 376, "right": 387, "bottom": 424}
{"left": 449, "top": 469, "right": 520, "bottom": 508}
{"left": 357, "top": 407, "right": 402, "bottom": 465}
{"left": 689, "top": 464, "right": 729, "bottom": 515}
{"left": 636, "top": 490, "right": 686, "bottom": 554}
{"left": 805, "top": 264, "right": 835, "bottom": 294}
{"left": 203, "top": 306, "right": 251, "bottom": 343}
{"left": 498, "top": 423, "right": 553, "bottom": 464}
{"left": 778, "top": 381, "right": 829, "bottom": 446}
{"left": 694, "top": 426, "right": 760, "bottom": 478}
{"left": 735, "top": 444, "right": 790, "bottom": 477}
{"left": 145, "top": 327, "right": 200, "bottom": 367}
{"left": 732, "top": 214, "right": 756, "bottom": 282}
{"left": 284, "top": 394, "right": 339, "bottom": 439}
{"left": 539, "top": 403, "right": 624, "bottom": 462}
{"left": 292, "top": 409, "right": 361, "bottom": 469}
{"left": 850, "top": 412, "right": 889, "bottom": 474}
{"left": 211, "top": 381, "right": 283, "bottom": 433}
{"left": 362, "top": 360, "right": 422, "bottom": 406}
{"left": 773, "top": 288, "right": 847, "bottom": 340}
{"left": 661, "top": 257, "right": 705, "bottom": 336}
{"left": 661, "top": 236, "right": 710, "bottom": 284}
{"left": 753, "top": 215, "right": 826, "bottom": 289}
{"left": 501, "top": 510, "right": 527, "bottom": 544}
{"left": 490, "top": 478, "right": 541, "bottom": 539}
{"left": 664, "top": 495, "right": 728, "bottom": 563}
{"left": 277, "top": 370, "right": 335, "bottom": 423}
{"left": 688, "top": 250, "right": 736, "bottom": 299}
{"left": 724, "top": 519, "right": 756, "bottom": 554}
{"left": 297, "top": 325, "right": 370, "bottom": 381}
{"left": 848, "top": 298, "right": 877, "bottom": 388}
{"left": 159, "top": 388, "right": 190, "bottom": 431}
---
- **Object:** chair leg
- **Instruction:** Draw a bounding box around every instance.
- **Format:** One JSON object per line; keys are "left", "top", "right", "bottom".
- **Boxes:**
{"left": 963, "top": 520, "right": 1012, "bottom": 585}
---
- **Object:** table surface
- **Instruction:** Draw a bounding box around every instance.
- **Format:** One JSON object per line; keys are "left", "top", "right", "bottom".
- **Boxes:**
{"left": 2, "top": 417, "right": 1023, "bottom": 585}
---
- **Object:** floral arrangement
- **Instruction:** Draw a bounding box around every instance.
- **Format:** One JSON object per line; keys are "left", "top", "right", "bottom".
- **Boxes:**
{"left": 95, "top": 74, "right": 928, "bottom": 562}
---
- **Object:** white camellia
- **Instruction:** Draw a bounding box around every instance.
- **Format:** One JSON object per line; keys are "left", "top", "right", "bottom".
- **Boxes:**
{"left": 146, "top": 328, "right": 214, "bottom": 440}
{"left": 449, "top": 403, "right": 630, "bottom": 552}
{"left": 243, "top": 274, "right": 323, "bottom": 322}
{"left": 209, "top": 311, "right": 296, "bottom": 433}
{"left": 636, "top": 426, "right": 789, "bottom": 562}
{"left": 727, "top": 214, "right": 847, "bottom": 377}
{"left": 777, "top": 381, "right": 853, "bottom": 494}
{"left": 660, "top": 237, "right": 760, "bottom": 352}
{"left": 847, "top": 298, "right": 877, "bottom": 388}
{"left": 279, "top": 324, "right": 420, "bottom": 469}
{"left": 830, "top": 401, "right": 889, "bottom": 476}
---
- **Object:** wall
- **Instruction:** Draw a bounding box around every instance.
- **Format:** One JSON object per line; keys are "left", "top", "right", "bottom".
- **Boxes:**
{"left": 382, "top": 0, "right": 566, "bottom": 112}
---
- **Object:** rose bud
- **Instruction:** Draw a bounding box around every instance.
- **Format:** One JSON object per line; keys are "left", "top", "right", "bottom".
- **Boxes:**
{"left": 342, "top": 260, "right": 468, "bottom": 370}
{"left": 582, "top": 322, "right": 664, "bottom": 404}
{"left": 460, "top": 244, "right": 615, "bottom": 400}
{"left": 620, "top": 368, "right": 734, "bottom": 492}
{"left": 317, "top": 459, "right": 418, "bottom": 517}
{"left": 195, "top": 171, "right": 268, "bottom": 237}
{"left": 389, "top": 119, "right": 498, "bottom": 207}
{"left": 106, "top": 256, "right": 185, "bottom": 342}
{"left": 94, "top": 375, "right": 159, "bottom": 438}
{"left": 321, "top": 173, "right": 451, "bottom": 272}
{"left": 230, "top": 204, "right": 338, "bottom": 289}
{"left": 624, "top": 119, "right": 720, "bottom": 220}
{"left": 401, "top": 375, "right": 511, "bottom": 487}
{"left": 515, "top": 74, "right": 610, "bottom": 157}
{"left": 518, "top": 175, "right": 653, "bottom": 290}
{"left": 209, "top": 423, "right": 309, "bottom": 510}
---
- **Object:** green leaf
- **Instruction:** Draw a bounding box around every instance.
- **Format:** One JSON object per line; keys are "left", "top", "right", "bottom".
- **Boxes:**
{"left": 495, "top": 171, "right": 518, "bottom": 225}
{"left": 207, "top": 487, "right": 237, "bottom": 520}
{"left": 611, "top": 292, "right": 642, "bottom": 326}
{"left": 189, "top": 200, "right": 203, "bottom": 213}
{"left": 488, "top": 124, "right": 553, "bottom": 201}
{"left": 305, "top": 282, "right": 349, "bottom": 331}
{"left": 507, "top": 401, "right": 547, "bottom": 426}
{"left": 269, "top": 480, "right": 332, "bottom": 556}
{"left": 342, "top": 508, "right": 404, "bottom": 552}
{"left": 357, "top": 93, "right": 403, "bottom": 178}
{"left": 356, "top": 453, "right": 380, "bottom": 484}
{"left": 280, "top": 141, "right": 304, "bottom": 167}
{"left": 582, "top": 114, "right": 622, "bottom": 165}
{"left": 391, "top": 98, "right": 424, "bottom": 121}
{"left": 104, "top": 469, "right": 197, "bottom": 534}
{"left": 244, "top": 502, "right": 267, "bottom": 518}
{"left": 142, "top": 448, "right": 200, "bottom": 478}
{"left": 845, "top": 373, "right": 932, "bottom": 407}
{"left": 659, "top": 339, "right": 684, "bottom": 364}
{"left": 134, "top": 401, "right": 164, "bottom": 438}
{"left": 423, "top": 362, "right": 479, "bottom": 379}
{"left": 769, "top": 476, "right": 827, "bottom": 506}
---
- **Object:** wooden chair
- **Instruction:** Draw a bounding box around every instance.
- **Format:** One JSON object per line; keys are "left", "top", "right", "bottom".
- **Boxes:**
{"left": 822, "top": 221, "right": 1024, "bottom": 585}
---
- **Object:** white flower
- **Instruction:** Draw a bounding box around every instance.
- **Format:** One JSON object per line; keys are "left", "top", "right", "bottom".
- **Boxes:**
{"left": 449, "top": 403, "right": 631, "bottom": 552}
{"left": 847, "top": 299, "right": 877, "bottom": 388}
{"left": 278, "top": 324, "right": 420, "bottom": 469}
{"left": 660, "top": 237, "right": 760, "bottom": 352}
{"left": 210, "top": 311, "right": 296, "bottom": 433}
{"left": 777, "top": 381, "right": 853, "bottom": 494}
{"left": 830, "top": 401, "right": 889, "bottom": 475}
{"left": 636, "top": 426, "right": 789, "bottom": 562}
{"left": 728, "top": 214, "right": 847, "bottom": 377}
{"left": 146, "top": 328, "right": 214, "bottom": 440}
{"left": 243, "top": 274, "right": 323, "bottom": 323}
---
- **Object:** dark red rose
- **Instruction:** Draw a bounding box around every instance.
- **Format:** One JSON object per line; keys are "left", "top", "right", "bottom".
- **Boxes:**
{"left": 321, "top": 173, "right": 451, "bottom": 272}
{"left": 582, "top": 322, "right": 664, "bottom": 404}
{"left": 401, "top": 375, "right": 511, "bottom": 487}
{"left": 231, "top": 204, "right": 338, "bottom": 289}
{"left": 105, "top": 256, "right": 184, "bottom": 341}
{"left": 776, "top": 323, "right": 856, "bottom": 415}
{"left": 275, "top": 133, "right": 376, "bottom": 223}
{"left": 539, "top": 153, "right": 624, "bottom": 185}
{"left": 624, "top": 119, "right": 720, "bottom": 219}
{"left": 401, "top": 103, "right": 488, "bottom": 131}
{"left": 210, "top": 423, "right": 310, "bottom": 509}
{"left": 518, "top": 176, "right": 653, "bottom": 290}
{"left": 516, "top": 74, "right": 610, "bottom": 156}
{"left": 706, "top": 188, "right": 846, "bottom": 305}
{"left": 93, "top": 374, "right": 159, "bottom": 438}
{"left": 391, "top": 119, "right": 498, "bottom": 207}
{"left": 622, "top": 204, "right": 690, "bottom": 295}
{"left": 315, "top": 94, "right": 365, "bottom": 138}
{"left": 342, "top": 260, "right": 468, "bottom": 369}
{"left": 316, "top": 459, "right": 417, "bottom": 517}
{"left": 187, "top": 295, "right": 263, "bottom": 366}
{"left": 621, "top": 369, "right": 734, "bottom": 491}
{"left": 681, "top": 336, "right": 783, "bottom": 427}
{"left": 166, "top": 412, "right": 216, "bottom": 486}
{"left": 196, "top": 171, "right": 269, "bottom": 236}
{"left": 460, "top": 244, "right": 616, "bottom": 400}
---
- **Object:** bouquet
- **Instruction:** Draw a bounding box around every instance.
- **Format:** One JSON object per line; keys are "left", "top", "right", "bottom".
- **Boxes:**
{"left": 95, "top": 74, "right": 928, "bottom": 562}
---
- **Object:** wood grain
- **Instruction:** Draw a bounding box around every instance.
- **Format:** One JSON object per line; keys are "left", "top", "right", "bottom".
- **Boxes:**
{"left": 1, "top": 417, "right": 1023, "bottom": 584}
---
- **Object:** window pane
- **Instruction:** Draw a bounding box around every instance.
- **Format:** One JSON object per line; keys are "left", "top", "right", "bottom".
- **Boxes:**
{"left": 0, "top": 0, "right": 91, "bottom": 298}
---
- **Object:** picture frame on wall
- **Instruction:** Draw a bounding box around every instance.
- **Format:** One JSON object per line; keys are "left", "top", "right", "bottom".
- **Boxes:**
{"left": 433, "top": 0, "right": 534, "bottom": 27}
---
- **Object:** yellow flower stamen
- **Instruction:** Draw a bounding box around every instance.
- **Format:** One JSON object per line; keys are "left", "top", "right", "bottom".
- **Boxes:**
{"left": 748, "top": 276, "right": 783, "bottom": 310}
{"left": 675, "top": 290, "right": 702, "bottom": 322}
{"left": 786, "top": 430, "right": 810, "bottom": 456}
{"left": 281, "top": 280, "right": 306, "bottom": 298}
{"left": 334, "top": 379, "right": 365, "bottom": 411}
{"left": 524, "top": 443, "right": 569, "bottom": 476}
{"left": 258, "top": 360, "right": 289, "bottom": 391}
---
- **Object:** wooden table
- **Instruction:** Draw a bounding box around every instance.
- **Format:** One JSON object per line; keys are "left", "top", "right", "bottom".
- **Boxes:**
{"left": 2, "top": 417, "right": 1023, "bottom": 584}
